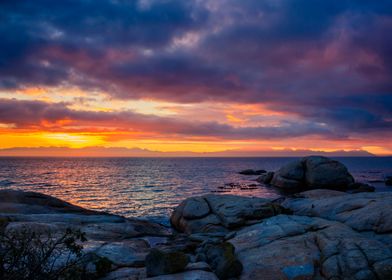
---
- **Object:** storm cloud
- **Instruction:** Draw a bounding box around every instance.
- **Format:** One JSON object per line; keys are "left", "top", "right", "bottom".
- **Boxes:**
{"left": 0, "top": 0, "right": 391, "bottom": 141}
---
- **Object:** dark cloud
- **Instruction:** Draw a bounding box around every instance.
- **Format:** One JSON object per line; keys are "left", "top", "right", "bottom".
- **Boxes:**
{"left": 0, "top": 98, "right": 332, "bottom": 139}
{"left": 0, "top": 0, "right": 391, "bottom": 139}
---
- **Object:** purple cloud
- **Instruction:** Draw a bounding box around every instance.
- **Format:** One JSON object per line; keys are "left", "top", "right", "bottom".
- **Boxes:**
{"left": 0, "top": 0, "right": 391, "bottom": 140}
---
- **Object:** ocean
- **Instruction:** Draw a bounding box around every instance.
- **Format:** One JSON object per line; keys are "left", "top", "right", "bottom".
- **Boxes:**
{"left": 0, "top": 157, "right": 391, "bottom": 225}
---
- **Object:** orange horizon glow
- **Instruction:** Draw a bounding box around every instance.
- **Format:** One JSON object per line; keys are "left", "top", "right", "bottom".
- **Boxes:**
{"left": 1, "top": 86, "right": 391, "bottom": 156}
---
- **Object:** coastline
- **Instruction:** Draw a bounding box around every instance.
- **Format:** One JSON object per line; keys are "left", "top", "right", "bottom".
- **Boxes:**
{"left": 1, "top": 156, "right": 392, "bottom": 279}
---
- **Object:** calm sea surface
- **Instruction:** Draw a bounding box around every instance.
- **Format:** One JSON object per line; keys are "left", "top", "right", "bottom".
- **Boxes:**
{"left": 0, "top": 157, "right": 391, "bottom": 225}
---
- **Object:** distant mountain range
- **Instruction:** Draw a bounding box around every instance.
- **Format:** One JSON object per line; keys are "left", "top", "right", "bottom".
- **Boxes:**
{"left": 0, "top": 146, "right": 375, "bottom": 157}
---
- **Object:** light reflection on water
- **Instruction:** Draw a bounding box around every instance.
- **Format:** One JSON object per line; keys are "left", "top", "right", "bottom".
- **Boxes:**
{"left": 0, "top": 157, "right": 391, "bottom": 224}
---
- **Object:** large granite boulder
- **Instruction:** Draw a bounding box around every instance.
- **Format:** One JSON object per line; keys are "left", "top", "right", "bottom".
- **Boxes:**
{"left": 282, "top": 190, "right": 392, "bottom": 234}
{"left": 170, "top": 194, "right": 286, "bottom": 234}
{"left": 270, "top": 156, "right": 354, "bottom": 191}
{"left": 230, "top": 215, "right": 392, "bottom": 280}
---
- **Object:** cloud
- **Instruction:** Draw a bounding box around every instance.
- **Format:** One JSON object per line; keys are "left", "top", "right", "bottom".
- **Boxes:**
{"left": 0, "top": 0, "right": 391, "bottom": 141}
{"left": 0, "top": 98, "right": 332, "bottom": 140}
{"left": 0, "top": 146, "right": 374, "bottom": 157}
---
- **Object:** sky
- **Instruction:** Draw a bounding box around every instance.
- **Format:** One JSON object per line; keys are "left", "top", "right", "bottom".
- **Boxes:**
{"left": 0, "top": 0, "right": 391, "bottom": 156}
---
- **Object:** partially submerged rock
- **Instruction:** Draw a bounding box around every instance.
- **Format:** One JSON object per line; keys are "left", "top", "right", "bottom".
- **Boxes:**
{"left": 385, "top": 175, "right": 392, "bottom": 186}
{"left": 347, "top": 182, "right": 375, "bottom": 193}
{"left": 256, "top": 171, "right": 274, "bottom": 184}
{"left": 170, "top": 194, "right": 286, "bottom": 234}
{"left": 239, "top": 169, "right": 266, "bottom": 175}
{"left": 270, "top": 156, "right": 354, "bottom": 191}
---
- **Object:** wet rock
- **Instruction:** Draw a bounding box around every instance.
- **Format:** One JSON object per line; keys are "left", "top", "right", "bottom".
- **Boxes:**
{"left": 270, "top": 156, "right": 354, "bottom": 191}
{"left": 145, "top": 249, "right": 189, "bottom": 277}
{"left": 230, "top": 215, "right": 392, "bottom": 280}
{"left": 239, "top": 169, "right": 266, "bottom": 175}
{"left": 256, "top": 171, "right": 274, "bottom": 184}
{"left": 201, "top": 242, "right": 242, "bottom": 279}
{"left": 385, "top": 175, "right": 392, "bottom": 186}
{"left": 171, "top": 194, "right": 285, "bottom": 234}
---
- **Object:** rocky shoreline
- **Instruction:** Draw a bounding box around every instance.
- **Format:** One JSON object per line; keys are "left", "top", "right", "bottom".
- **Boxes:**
{"left": 1, "top": 156, "right": 392, "bottom": 279}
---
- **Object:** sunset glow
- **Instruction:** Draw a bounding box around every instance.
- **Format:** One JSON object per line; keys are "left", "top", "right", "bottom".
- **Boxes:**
{"left": 0, "top": 1, "right": 391, "bottom": 156}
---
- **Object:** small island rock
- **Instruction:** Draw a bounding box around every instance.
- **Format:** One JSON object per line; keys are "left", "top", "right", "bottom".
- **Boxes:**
{"left": 270, "top": 156, "right": 354, "bottom": 191}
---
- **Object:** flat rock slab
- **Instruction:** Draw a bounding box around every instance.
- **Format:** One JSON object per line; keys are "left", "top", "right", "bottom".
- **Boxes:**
{"left": 282, "top": 191, "right": 392, "bottom": 233}
{"left": 230, "top": 215, "right": 392, "bottom": 280}
{"left": 0, "top": 189, "right": 170, "bottom": 241}
{"left": 95, "top": 239, "right": 150, "bottom": 267}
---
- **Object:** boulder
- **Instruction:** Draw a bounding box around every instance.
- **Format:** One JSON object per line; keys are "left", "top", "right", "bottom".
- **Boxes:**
{"left": 201, "top": 242, "right": 242, "bottom": 279}
{"left": 347, "top": 182, "right": 375, "bottom": 193}
{"left": 256, "top": 171, "right": 274, "bottom": 184}
{"left": 239, "top": 169, "right": 266, "bottom": 175}
{"left": 230, "top": 215, "right": 392, "bottom": 280}
{"left": 95, "top": 239, "right": 150, "bottom": 267}
{"left": 0, "top": 189, "right": 98, "bottom": 215}
{"left": 182, "top": 197, "right": 210, "bottom": 219}
{"left": 270, "top": 160, "right": 305, "bottom": 189}
{"left": 304, "top": 156, "right": 354, "bottom": 188}
{"left": 170, "top": 195, "right": 286, "bottom": 234}
{"left": 270, "top": 156, "right": 354, "bottom": 191}
{"left": 145, "top": 249, "right": 189, "bottom": 277}
{"left": 385, "top": 175, "right": 392, "bottom": 186}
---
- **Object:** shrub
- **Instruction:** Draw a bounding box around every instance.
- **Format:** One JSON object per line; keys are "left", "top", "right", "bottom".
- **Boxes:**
{"left": 0, "top": 226, "right": 102, "bottom": 280}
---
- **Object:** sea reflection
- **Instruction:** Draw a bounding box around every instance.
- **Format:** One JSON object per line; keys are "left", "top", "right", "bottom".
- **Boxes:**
{"left": 0, "top": 157, "right": 391, "bottom": 224}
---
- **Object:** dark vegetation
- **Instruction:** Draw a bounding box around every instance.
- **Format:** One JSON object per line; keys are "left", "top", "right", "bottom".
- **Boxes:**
{"left": 0, "top": 218, "right": 111, "bottom": 280}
